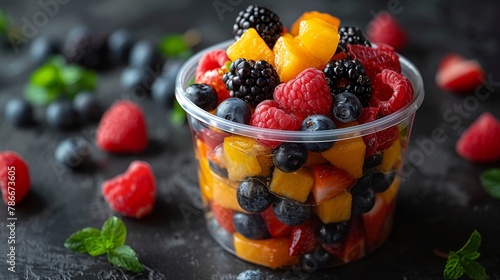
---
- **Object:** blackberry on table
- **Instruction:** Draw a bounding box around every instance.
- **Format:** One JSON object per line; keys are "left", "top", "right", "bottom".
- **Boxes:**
{"left": 233, "top": 5, "right": 283, "bottom": 49}
{"left": 323, "top": 59, "right": 372, "bottom": 106}
{"left": 62, "top": 32, "right": 109, "bottom": 70}
{"left": 223, "top": 58, "right": 279, "bottom": 108}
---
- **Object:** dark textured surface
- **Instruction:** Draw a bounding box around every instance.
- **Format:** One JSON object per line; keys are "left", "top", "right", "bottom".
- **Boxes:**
{"left": 1, "top": 0, "right": 500, "bottom": 279}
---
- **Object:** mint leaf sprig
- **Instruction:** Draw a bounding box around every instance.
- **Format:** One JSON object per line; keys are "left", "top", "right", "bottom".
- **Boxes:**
{"left": 443, "top": 230, "right": 487, "bottom": 280}
{"left": 480, "top": 168, "right": 500, "bottom": 200}
{"left": 64, "top": 216, "right": 144, "bottom": 273}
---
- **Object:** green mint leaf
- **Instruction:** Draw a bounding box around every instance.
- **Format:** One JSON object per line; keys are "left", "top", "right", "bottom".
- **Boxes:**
{"left": 24, "top": 85, "right": 61, "bottom": 105}
{"left": 84, "top": 237, "right": 108, "bottom": 256}
{"left": 0, "top": 9, "right": 10, "bottom": 36}
{"left": 480, "top": 168, "right": 500, "bottom": 199}
{"left": 107, "top": 245, "right": 144, "bottom": 273}
{"left": 159, "top": 34, "right": 192, "bottom": 58}
{"left": 170, "top": 100, "right": 186, "bottom": 126}
{"left": 444, "top": 251, "right": 464, "bottom": 279}
{"left": 462, "top": 260, "right": 488, "bottom": 280}
{"left": 64, "top": 227, "right": 101, "bottom": 253}
{"left": 461, "top": 251, "right": 481, "bottom": 262}
{"left": 101, "top": 216, "right": 127, "bottom": 249}
{"left": 457, "top": 230, "right": 481, "bottom": 256}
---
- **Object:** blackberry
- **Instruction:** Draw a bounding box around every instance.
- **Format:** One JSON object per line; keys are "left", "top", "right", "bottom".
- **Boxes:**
{"left": 323, "top": 59, "right": 372, "bottom": 106}
{"left": 223, "top": 58, "right": 279, "bottom": 107}
{"left": 338, "top": 26, "right": 371, "bottom": 49}
{"left": 62, "top": 32, "right": 109, "bottom": 70}
{"left": 233, "top": 5, "right": 283, "bottom": 49}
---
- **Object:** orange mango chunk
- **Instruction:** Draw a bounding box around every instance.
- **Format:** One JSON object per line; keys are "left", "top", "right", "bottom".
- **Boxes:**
{"left": 227, "top": 28, "right": 275, "bottom": 66}
{"left": 321, "top": 137, "right": 366, "bottom": 179}
{"left": 269, "top": 168, "right": 314, "bottom": 203}
{"left": 297, "top": 17, "right": 339, "bottom": 65}
{"left": 314, "top": 191, "right": 352, "bottom": 224}
{"left": 290, "top": 11, "right": 341, "bottom": 35}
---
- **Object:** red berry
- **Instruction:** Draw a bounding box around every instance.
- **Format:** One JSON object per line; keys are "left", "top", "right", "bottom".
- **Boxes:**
{"left": 96, "top": 100, "right": 148, "bottom": 154}
{"left": 370, "top": 69, "right": 413, "bottom": 117}
{"left": 358, "top": 107, "right": 378, "bottom": 124}
{"left": 211, "top": 201, "right": 236, "bottom": 233}
{"left": 357, "top": 107, "right": 380, "bottom": 157}
{"left": 366, "top": 11, "right": 407, "bottom": 52}
{"left": 196, "top": 67, "right": 231, "bottom": 104}
{"left": 102, "top": 161, "right": 156, "bottom": 218}
{"left": 436, "top": 53, "right": 485, "bottom": 93}
{"left": 375, "top": 126, "right": 399, "bottom": 152}
{"left": 195, "top": 49, "right": 230, "bottom": 82}
{"left": 274, "top": 68, "right": 332, "bottom": 116}
{"left": 456, "top": 112, "right": 500, "bottom": 163}
{"left": 261, "top": 206, "right": 293, "bottom": 238}
{"left": 289, "top": 219, "right": 320, "bottom": 256}
{"left": 347, "top": 44, "right": 401, "bottom": 81}
{"left": 0, "top": 151, "right": 30, "bottom": 204}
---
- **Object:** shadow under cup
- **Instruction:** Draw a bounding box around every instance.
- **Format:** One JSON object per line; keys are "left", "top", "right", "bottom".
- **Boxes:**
{"left": 175, "top": 40, "right": 424, "bottom": 270}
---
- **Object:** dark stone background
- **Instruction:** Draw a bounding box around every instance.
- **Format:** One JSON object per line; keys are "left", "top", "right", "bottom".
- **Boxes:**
{"left": 0, "top": 0, "right": 499, "bottom": 279}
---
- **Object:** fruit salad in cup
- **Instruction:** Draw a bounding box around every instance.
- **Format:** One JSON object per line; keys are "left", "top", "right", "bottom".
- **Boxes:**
{"left": 176, "top": 5, "right": 423, "bottom": 270}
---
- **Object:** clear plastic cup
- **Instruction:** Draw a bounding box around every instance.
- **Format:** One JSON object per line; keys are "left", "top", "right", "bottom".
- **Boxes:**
{"left": 175, "top": 40, "right": 424, "bottom": 270}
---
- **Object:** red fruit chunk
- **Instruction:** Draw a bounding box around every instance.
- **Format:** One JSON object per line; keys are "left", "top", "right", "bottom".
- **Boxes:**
{"left": 366, "top": 11, "right": 407, "bottom": 52}
{"left": 375, "top": 126, "right": 400, "bottom": 152}
{"left": 195, "top": 49, "right": 230, "bottom": 82}
{"left": 311, "top": 164, "right": 356, "bottom": 204}
{"left": 347, "top": 44, "right": 401, "bottom": 81}
{"left": 0, "top": 151, "right": 30, "bottom": 204}
{"left": 358, "top": 107, "right": 379, "bottom": 157}
{"left": 274, "top": 68, "right": 332, "bottom": 116}
{"left": 96, "top": 100, "right": 148, "bottom": 154}
{"left": 436, "top": 53, "right": 485, "bottom": 93}
{"left": 289, "top": 219, "right": 320, "bottom": 256}
{"left": 196, "top": 67, "right": 231, "bottom": 104}
{"left": 363, "top": 195, "right": 392, "bottom": 248}
{"left": 211, "top": 201, "right": 235, "bottom": 233}
{"left": 456, "top": 112, "right": 500, "bottom": 163}
{"left": 261, "top": 206, "right": 293, "bottom": 238}
{"left": 323, "top": 217, "right": 366, "bottom": 263}
{"left": 197, "top": 128, "right": 229, "bottom": 152}
{"left": 370, "top": 69, "right": 413, "bottom": 117}
{"left": 102, "top": 161, "right": 156, "bottom": 218}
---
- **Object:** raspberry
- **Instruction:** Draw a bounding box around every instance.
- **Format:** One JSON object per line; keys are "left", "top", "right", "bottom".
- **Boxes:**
{"left": 358, "top": 107, "right": 379, "bottom": 157}
{"left": 370, "top": 69, "right": 413, "bottom": 117}
{"left": 375, "top": 126, "right": 400, "bottom": 152}
{"left": 366, "top": 11, "right": 407, "bottom": 52}
{"left": 211, "top": 201, "right": 236, "bottom": 233}
{"left": 96, "top": 100, "right": 148, "bottom": 154}
{"left": 0, "top": 151, "right": 30, "bottom": 204}
{"left": 274, "top": 68, "right": 332, "bottom": 116}
{"left": 347, "top": 44, "right": 401, "bottom": 81}
{"left": 102, "top": 161, "right": 156, "bottom": 218}
{"left": 196, "top": 67, "right": 231, "bottom": 104}
{"left": 195, "top": 49, "right": 230, "bottom": 82}
{"left": 456, "top": 112, "right": 500, "bottom": 163}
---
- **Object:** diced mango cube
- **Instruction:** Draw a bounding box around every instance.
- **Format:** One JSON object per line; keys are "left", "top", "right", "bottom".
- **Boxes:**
{"left": 269, "top": 168, "right": 314, "bottom": 203}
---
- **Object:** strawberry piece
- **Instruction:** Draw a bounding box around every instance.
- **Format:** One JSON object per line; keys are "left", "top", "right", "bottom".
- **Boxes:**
{"left": 370, "top": 69, "right": 413, "bottom": 117}
{"left": 311, "top": 164, "right": 356, "bottom": 204}
{"left": 196, "top": 66, "right": 231, "bottom": 104}
{"left": 363, "top": 195, "right": 392, "bottom": 248}
{"left": 0, "top": 151, "right": 30, "bottom": 204}
{"left": 347, "top": 44, "right": 401, "bottom": 81}
{"left": 261, "top": 206, "right": 293, "bottom": 238}
{"left": 366, "top": 11, "right": 407, "bottom": 52}
{"left": 358, "top": 107, "right": 379, "bottom": 157}
{"left": 323, "top": 217, "right": 366, "bottom": 263}
{"left": 102, "top": 161, "right": 156, "bottom": 218}
{"left": 274, "top": 68, "right": 332, "bottom": 116}
{"left": 211, "top": 201, "right": 235, "bottom": 233}
{"left": 195, "top": 49, "right": 230, "bottom": 82}
{"left": 456, "top": 112, "right": 500, "bottom": 163}
{"left": 96, "top": 100, "right": 148, "bottom": 154}
{"left": 375, "top": 126, "right": 400, "bottom": 152}
{"left": 289, "top": 219, "right": 320, "bottom": 256}
{"left": 436, "top": 53, "right": 485, "bottom": 93}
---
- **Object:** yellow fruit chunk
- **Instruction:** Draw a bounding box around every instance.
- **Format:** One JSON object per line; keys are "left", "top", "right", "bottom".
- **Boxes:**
{"left": 321, "top": 137, "right": 366, "bottom": 178}
{"left": 297, "top": 18, "right": 339, "bottom": 65}
{"left": 290, "top": 11, "right": 341, "bottom": 35}
{"left": 273, "top": 33, "right": 321, "bottom": 82}
{"left": 233, "top": 233, "right": 299, "bottom": 269}
{"left": 223, "top": 135, "right": 272, "bottom": 181}
{"left": 269, "top": 168, "right": 314, "bottom": 203}
{"left": 304, "top": 151, "right": 329, "bottom": 167}
{"left": 195, "top": 138, "right": 208, "bottom": 160}
{"left": 378, "top": 177, "right": 400, "bottom": 205}
{"left": 198, "top": 157, "right": 214, "bottom": 201}
{"left": 211, "top": 173, "right": 245, "bottom": 212}
{"left": 227, "top": 28, "right": 275, "bottom": 66}
{"left": 380, "top": 139, "right": 401, "bottom": 172}
{"left": 314, "top": 191, "right": 352, "bottom": 224}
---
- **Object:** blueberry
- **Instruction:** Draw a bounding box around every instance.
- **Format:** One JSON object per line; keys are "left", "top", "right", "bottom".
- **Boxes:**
{"left": 237, "top": 177, "right": 274, "bottom": 213}
{"left": 319, "top": 221, "right": 350, "bottom": 244}
{"left": 120, "top": 66, "right": 155, "bottom": 97}
{"left": 237, "top": 270, "right": 265, "bottom": 280}
{"left": 332, "top": 91, "right": 362, "bottom": 123}
{"left": 363, "top": 154, "right": 383, "bottom": 173}
{"left": 216, "top": 98, "right": 251, "bottom": 124}
{"left": 73, "top": 91, "right": 103, "bottom": 123}
{"left": 65, "top": 25, "right": 92, "bottom": 42}
{"left": 351, "top": 186, "right": 375, "bottom": 214}
{"left": 372, "top": 170, "right": 396, "bottom": 192}
{"left": 29, "top": 36, "right": 59, "bottom": 65}
{"left": 301, "top": 115, "right": 336, "bottom": 152}
{"left": 54, "top": 136, "right": 91, "bottom": 168}
{"left": 184, "top": 84, "right": 218, "bottom": 111}
{"left": 273, "top": 198, "right": 310, "bottom": 226}
{"left": 4, "top": 98, "right": 35, "bottom": 127}
{"left": 107, "top": 28, "right": 138, "bottom": 63}
{"left": 350, "top": 173, "right": 373, "bottom": 195}
{"left": 233, "top": 212, "right": 270, "bottom": 240}
{"left": 151, "top": 76, "right": 176, "bottom": 109}
{"left": 46, "top": 99, "right": 80, "bottom": 130}
{"left": 273, "top": 142, "right": 308, "bottom": 172}
{"left": 300, "top": 247, "right": 334, "bottom": 272}
{"left": 208, "top": 160, "right": 228, "bottom": 178}
{"left": 129, "top": 40, "right": 161, "bottom": 70}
